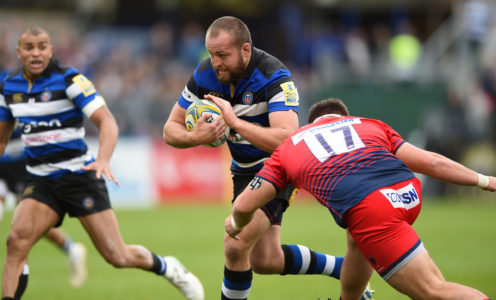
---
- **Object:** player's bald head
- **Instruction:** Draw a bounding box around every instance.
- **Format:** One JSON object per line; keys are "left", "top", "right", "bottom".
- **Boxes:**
{"left": 207, "top": 16, "right": 252, "bottom": 47}
{"left": 18, "top": 27, "right": 51, "bottom": 45}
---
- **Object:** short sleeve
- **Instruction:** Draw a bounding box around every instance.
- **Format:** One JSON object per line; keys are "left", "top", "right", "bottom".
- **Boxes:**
{"left": 255, "top": 146, "right": 286, "bottom": 192}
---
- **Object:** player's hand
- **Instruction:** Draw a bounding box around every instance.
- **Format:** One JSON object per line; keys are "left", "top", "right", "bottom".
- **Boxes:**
{"left": 205, "top": 94, "right": 240, "bottom": 130}
{"left": 193, "top": 112, "right": 226, "bottom": 144}
{"left": 225, "top": 215, "right": 241, "bottom": 240}
{"left": 81, "top": 159, "right": 120, "bottom": 186}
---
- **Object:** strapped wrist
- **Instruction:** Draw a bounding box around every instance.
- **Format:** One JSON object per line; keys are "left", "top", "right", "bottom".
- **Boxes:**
{"left": 231, "top": 217, "right": 243, "bottom": 231}
{"left": 477, "top": 173, "right": 489, "bottom": 189}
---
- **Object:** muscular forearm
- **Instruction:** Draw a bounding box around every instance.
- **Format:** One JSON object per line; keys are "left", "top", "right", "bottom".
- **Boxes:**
{"left": 97, "top": 118, "right": 119, "bottom": 162}
{"left": 233, "top": 119, "right": 293, "bottom": 153}
{"left": 421, "top": 152, "right": 479, "bottom": 186}
{"left": 163, "top": 121, "right": 201, "bottom": 149}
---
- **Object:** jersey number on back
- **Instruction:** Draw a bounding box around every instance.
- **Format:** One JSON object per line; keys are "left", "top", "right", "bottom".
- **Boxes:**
{"left": 292, "top": 119, "right": 365, "bottom": 162}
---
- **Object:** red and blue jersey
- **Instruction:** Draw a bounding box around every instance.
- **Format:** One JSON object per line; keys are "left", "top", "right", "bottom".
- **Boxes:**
{"left": 257, "top": 115, "right": 414, "bottom": 228}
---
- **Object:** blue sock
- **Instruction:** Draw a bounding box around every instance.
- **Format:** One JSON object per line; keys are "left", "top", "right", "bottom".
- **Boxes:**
{"left": 62, "top": 237, "right": 73, "bottom": 253}
{"left": 281, "top": 244, "right": 343, "bottom": 279}
{"left": 221, "top": 266, "right": 252, "bottom": 300}
{"left": 151, "top": 253, "right": 166, "bottom": 275}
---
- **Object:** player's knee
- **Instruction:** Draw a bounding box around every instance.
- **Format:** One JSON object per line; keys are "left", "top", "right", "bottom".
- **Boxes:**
{"left": 5, "top": 231, "right": 30, "bottom": 255}
{"left": 224, "top": 235, "right": 250, "bottom": 262}
{"left": 101, "top": 250, "right": 128, "bottom": 268}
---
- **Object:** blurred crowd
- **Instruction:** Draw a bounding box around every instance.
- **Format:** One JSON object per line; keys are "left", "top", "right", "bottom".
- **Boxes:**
{"left": 0, "top": 0, "right": 495, "bottom": 145}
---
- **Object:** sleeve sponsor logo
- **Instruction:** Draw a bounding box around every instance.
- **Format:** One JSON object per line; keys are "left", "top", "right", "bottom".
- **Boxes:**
{"left": 280, "top": 81, "right": 299, "bottom": 106}
{"left": 73, "top": 74, "right": 96, "bottom": 97}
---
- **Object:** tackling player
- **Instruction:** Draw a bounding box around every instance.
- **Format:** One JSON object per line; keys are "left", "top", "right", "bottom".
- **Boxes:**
{"left": 225, "top": 98, "right": 494, "bottom": 300}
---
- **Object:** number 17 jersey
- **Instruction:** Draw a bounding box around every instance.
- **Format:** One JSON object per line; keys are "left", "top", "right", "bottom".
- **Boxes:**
{"left": 257, "top": 115, "right": 415, "bottom": 228}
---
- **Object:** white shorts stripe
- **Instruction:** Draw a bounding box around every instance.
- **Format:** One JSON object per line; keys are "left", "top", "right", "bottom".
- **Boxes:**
{"left": 382, "top": 242, "right": 425, "bottom": 281}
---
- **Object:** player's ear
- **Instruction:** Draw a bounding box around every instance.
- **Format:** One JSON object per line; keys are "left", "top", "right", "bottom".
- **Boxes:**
{"left": 241, "top": 43, "right": 251, "bottom": 59}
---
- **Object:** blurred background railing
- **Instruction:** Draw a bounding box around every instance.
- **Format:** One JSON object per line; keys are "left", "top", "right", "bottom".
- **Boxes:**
{"left": 1, "top": 0, "right": 495, "bottom": 201}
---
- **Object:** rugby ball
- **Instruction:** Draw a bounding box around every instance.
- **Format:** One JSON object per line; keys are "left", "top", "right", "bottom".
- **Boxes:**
{"left": 185, "top": 99, "right": 226, "bottom": 147}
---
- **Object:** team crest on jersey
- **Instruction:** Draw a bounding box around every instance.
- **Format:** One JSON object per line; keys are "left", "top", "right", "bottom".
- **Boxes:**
{"left": 12, "top": 93, "right": 23, "bottom": 103}
{"left": 82, "top": 196, "right": 95, "bottom": 210}
{"left": 41, "top": 89, "right": 52, "bottom": 102}
{"left": 242, "top": 91, "right": 254, "bottom": 105}
{"left": 23, "top": 185, "right": 34, "bottom": 197}
{"left": 280, "top": 81, "right": 299, "bottom": 106}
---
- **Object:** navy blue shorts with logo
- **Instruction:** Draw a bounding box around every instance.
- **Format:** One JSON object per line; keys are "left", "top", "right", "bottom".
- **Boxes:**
{"left": 232, "top": 173, "right": 296, "bottom": 225}
{"left": 21, "top": 170, "right": 111, "bottom": 226}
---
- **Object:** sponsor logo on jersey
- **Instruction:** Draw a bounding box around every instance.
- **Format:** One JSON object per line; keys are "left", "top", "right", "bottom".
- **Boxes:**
{"left": 73, "top": 74, "right": 96, "bottom": 97}
{"left": 41, "top": 89, "right": 52, "bottom": 102}
{"left": 242, "top": 91, "right": 253, "bottom": 105}
{"left": 380, "top": 183, "right": 419, "bottom": 210}
{"left": 21, "top": 119, "right": 62, "bottom": 133}
{"left": 280, "top": 81, "right": 299, "bottom": 106}
{"left": 13, "top": 93, "right": 23, "bottom": 103}
{"left": 208, "top": 91, "right": 224, "bottom": 98}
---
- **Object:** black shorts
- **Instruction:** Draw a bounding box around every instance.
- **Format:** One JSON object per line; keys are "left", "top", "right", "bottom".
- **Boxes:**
{"left": 232, "top": 172, "right": 296, "bottom": 225}
{"left": 21, "top": 171, "right": 112, "bottom": 227}
{"left": 0, "top": 159, "right": 28, "bottom": 196}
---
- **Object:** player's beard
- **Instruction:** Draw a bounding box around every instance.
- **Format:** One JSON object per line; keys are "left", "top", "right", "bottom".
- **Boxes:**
{"left": 215, "top": 56, "right": 246, "bottom": 85}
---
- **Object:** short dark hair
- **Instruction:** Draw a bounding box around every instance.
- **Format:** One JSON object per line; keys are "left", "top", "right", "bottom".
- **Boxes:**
{"left": 18, "top": 26, "right": 50, "bottom": 45}
{"left": 206, "top": 16, "right": 252, "bottom": 46}
{"left": 307, "top": 98, "right": 349, "bottom": 123}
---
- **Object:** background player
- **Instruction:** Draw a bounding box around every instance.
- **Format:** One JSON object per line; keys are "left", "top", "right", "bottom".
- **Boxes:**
{"left": 0, "top": 123, "right": 88, "bottom": 288}
{"left": 0, "top": 27, "right": 203, "bottom": 300}
{"left": 225, "top": 98, "right": 494, "bottom": 300}
{"left": 163, "top": 16, "right": 373, "bottom": 300}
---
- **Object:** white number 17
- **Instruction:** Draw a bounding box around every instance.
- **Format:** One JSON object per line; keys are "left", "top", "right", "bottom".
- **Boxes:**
{"left": 293, "top": 120, "right": 365, "bottom": 162}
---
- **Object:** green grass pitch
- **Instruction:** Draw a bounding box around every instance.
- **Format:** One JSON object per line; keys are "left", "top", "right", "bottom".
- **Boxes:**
{"left": 0, "top": 198, "right": 495, "bottom": 299}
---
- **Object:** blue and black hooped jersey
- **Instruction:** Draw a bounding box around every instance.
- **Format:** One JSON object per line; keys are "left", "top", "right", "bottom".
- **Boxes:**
{"left": 178, "top": 47, "right": 300, "bottom": 173}
{"left": 0, "top": 59, "right": 106, "bottom": 178}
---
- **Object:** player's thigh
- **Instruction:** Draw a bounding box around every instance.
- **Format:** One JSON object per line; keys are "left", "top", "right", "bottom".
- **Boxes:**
{"left": 78, "top": 209, "right": 126, "bottom": 255}
{"left": 10, "top": 198, "right": 59, "bottom": 246}
{"left": 387, "top": 249, "right": 445, "bottom": 298}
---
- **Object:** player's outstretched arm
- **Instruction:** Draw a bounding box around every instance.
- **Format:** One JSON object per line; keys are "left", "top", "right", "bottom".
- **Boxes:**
{"left": 0, "top": 120, "right": 14, "bottom": 156}
{"left": 396, "top": 142, "right": 496, "bottom": 191}
{"left": 226, "top": 178, "right": 277, "bottom": 239}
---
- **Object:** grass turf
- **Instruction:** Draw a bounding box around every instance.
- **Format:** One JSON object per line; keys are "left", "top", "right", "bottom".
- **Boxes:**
{"left": 0, "top": 198, "right": 495, "bottom": 299}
